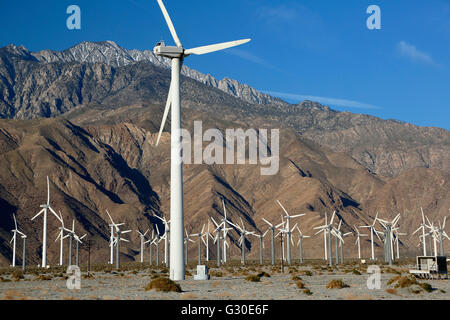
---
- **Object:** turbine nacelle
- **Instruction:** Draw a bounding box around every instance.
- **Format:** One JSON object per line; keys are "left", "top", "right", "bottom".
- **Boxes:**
{"left": 154, "top": 41, "right": 185, "bottom": 58}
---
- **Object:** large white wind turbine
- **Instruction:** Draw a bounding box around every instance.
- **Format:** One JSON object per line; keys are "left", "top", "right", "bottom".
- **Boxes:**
{"left": 55, "top": 211, "right": 66, "bottom": 266}
{"left": 62, "top": 219, "right": 87, "bottom": 266}
{"left": 31, "top": 176, "right": 62, "bottom": 268}
{"left": 376, "top": 213, "right": 401, "bottom": 265}
{"left": 295, "top": 225, "right": 309, "bottom": 264}
{"left": 354, "top": 225, "right": 368, "bottom": 260}
{"left": 190, "top": 224, "right": 205, "bottom": 265}
{"left": 262, "top": 218, "right": 285, "bottom": 265}
{"left": 250, "top": 230, "right": 269, "bottom": 265}
{"left": 106, "top": 210, "right": 130, "bottom": 268}
{"left": 412, "top": 208, "right": 429, "bottom": 256}
{"left": 228, "top": 217, "right": 256, "bottom": 265}
{"left": 153, "top": 0, "right": 250, "bottom": 280}
{"left": 10, "top": 213, "right": 26, "bottom": 267}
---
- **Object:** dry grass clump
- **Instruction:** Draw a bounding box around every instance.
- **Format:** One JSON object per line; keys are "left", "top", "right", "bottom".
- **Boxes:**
{"left": 326, "top": 279, "right": 349, "bottom": 289}
{"left": 385, "top": 288, "right": 399, "bottom": 295}
{"left": 257, "top": 271, "right": 271, "bottom": 278}
{"left": 384, "top": 267, "right": 401, "bottom": 275}
{"left": 387, "top": 275, "right": 433, "bottom": 294}
{"left": 34, "top": 274, "right": 52, "bottom": 281}
{"left": 291, "top": 275, "right": 302, "bottom": 281}
{"left": 144, "top": 277, "right": 182, "bottom": 292}
{"left": 210, "top": 271, "right": 223, "bottom": 277}
{"left": 0, "top": 276, "right": 11, "bottom": 282}
{"left": 245, "top": 275, "right": 261, "bottom": 282}
{"left": 303, "top": 288, "right": 313, "bottom": 295}
{"left": 301, "top": 270, "right": 313, "bottom": 276}
{"left": 12, "top": 270, "right": 24, "bottom": 281}
{"left": 296, "top": 280, "right": 305, "bottom": 289}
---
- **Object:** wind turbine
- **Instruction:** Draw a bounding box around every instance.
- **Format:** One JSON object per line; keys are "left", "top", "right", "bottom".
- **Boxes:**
{"left": 228, "top": 217, "right": 256, "bottom": 265}
{"left": 202, "top": 221, "right": 214, "bottom": 261}
{"left": 376, "top": 213, "right": 401, "bottom": 265}
{"left": 392, "top": 228, "right": 407, "bottom": 260}
{"left": 250, "top": 230, "right": 268, "bottom": 265}
{"left": 435, "top": 217, "right": 449, "bottom": 256}
{"left": 334, "top": 219, "right": 351, "bottom": 264}
{"left": 276, "top": 201, "right": 305, "bottom": 265}
{"left": 145, "top": 226, "right": 162, "bottom": 266}
{"left": 155, "top": 215, "right": 171, "bottom": 267}
{"left": 354, "top": 225, "right": 368, "bottom": 260}
{"left": 106, "top": 209, "right": 124, "bottom": 264}
{"left": 10, "top": 213, "right": 26, "bottom": 267}
{"left": 153, "top": 0, "right": 250, "bottom": 281}
{"left": 295, "top": 226, "right": 310, "bottom": 264}
{"left": 106, "top": 210, "right": 130, "bottom": 269}
{"left": 137, "top": 229, "right": 149, "bottom": 263}
{"left": 31, "top": 176, "right": 62, "bottom": 268}
{"left": 184, "top": 228, "right": 195, "bottom": 265}
{"left": 262, "top": 218, "right": 285, "bottom": 265}
{"left": 314, "top": 211, "right": 337, "bottom": 266}
{"left": 190, "top": 224, "right": 205, "bottom": 265}
{"left": 211, "top": 201, "right": 234, "bottom": 264}
{"left": 360, "top": 212, "right": 382, "bottom": 260}
{"left": 412, "top": 208, "right": 429, "bottom": 256}
{"left": 55, "top": 211, "right": 66, "bottom": 266}
{"left": 62, "top": 220, "right": 86, "bottom": 266}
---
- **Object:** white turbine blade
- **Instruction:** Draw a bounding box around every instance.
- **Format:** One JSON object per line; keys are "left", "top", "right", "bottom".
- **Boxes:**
{"left": 330, "top": 211, "right": 336, "bottom": 225}
{"left": 314, "top": 229, "right": 324, "bottom": 236}
{"left": 412, "top": 226, "right": 422, "bottom": 235}
{"left": 201, "top": 224, "right": 205, "bottom": 234}
{"left": 290, "top": 214, "right": 305, "bottom": 219}
{"left": 156, "top": 80, "right": 173, "bottom": 146}
{"left": 211, "top": 217, "right": 220, "bottom": 228}
{"left": 222, "top": 198, "right": 227, "bottom": 220}
{"left": 337, "top": 219, "right": 342, "bottom": 231}
{"left": 275, "top": 221, "right": 285, "bottom": 229}
{"left": 276, "top": 200, "right": 290, "bottom": 217}
{"left": 106, "top": 209, "right": 115, "bottom": 225}
{"left": 31, "top": 209, "right": 45, "bottom": 221}
{"left": 262, "top": 218, "right": 273, "bottom": 228}
{"left": 49, "top": 206, "right": 62, "bottom": 223}
{"left": 13, "top": 213, "right": 17, "bottom": 230}
{"left": 313, "top": 225, "right": 327, "bottom": 230}
{"left": 46, "top": 176, "right": 50, "bottom": 205}
{"left": 120, "top": 238, "right": 130, "bottom": 243}
{"left": 55, "top": 231, "right": 61, "bottom": 242}
{"left": 185, "top": 39, "right": 251, "bottom": 56}
{"left": 290, "top": 223, "right": 298, "bottom": 233}
{"left": 344, "top": 232, "right": 352, "bottom": 237}
{"left": 443, "top": 216, "right": 447, "bottom": 229}
{"left": 156, "top": 0, "right": 182, "bottom": 47}
{"left": 263, "top": 230, "right": 269, "bottom": 238}
{"left": 120, "top": 230, "right": 130, "bottom": 234}
{"left": 79, "top": 234, "right": 87, "bottom": 240}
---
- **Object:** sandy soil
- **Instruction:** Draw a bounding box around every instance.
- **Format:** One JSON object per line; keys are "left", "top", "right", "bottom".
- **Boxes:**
{"left": 0, "top": 264, "right": 449, "bottom": 300}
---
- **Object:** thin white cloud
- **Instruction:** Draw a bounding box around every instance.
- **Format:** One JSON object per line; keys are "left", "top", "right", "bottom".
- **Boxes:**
{"left": 225, "top": 49, "right": 282, "bottom": 72}
{"left": 397, "top": 41, "right": 438, "bottom": 66}
{"left": 262, "top": 91, "right": 383, "bottom": 110}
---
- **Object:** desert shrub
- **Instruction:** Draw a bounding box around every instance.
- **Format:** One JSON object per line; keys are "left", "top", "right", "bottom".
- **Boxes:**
{"left": 326, "top": 279, "right": 349, "bottom": 289}
{"left": 296, "top": 280, "right": 305, "bottom": 289}
{"left": 384, "top": 267, "right": 401, "bottom": 275}
{"left": 291, "top": 275, "right": 302, "bottom": 281}
{"left": 385, "top": 288, "right": 398, "bottom": 295}
{"left": 12, "top": 270, "right": 24, "bottom": 281}
{"left": 144, "top": 277, "right": 182, "bottom": 292}
{"left": 349, "top": 269, "right": 361, "bottom": 275}
{"left": 440, "top": 289, "right": 446, "bottom": 294}
{"left": 34, "top": 275, "right": 52, "bottom": 281}
{"left": 257, "top": 272, "right": 271, "bottom": 278}
{"left": 420, "top": 283, "right": 433, "bottom": 293}
{"left": 303, "top": 289, "right": 313, "bottom": 295}
{"left": 302, "top": 270, "right": 313, "bottom": 276}
{"left": 395, "top": 275, "right": 417, "bottom": 288}
{"left": 245, "top": 275, "right": 261, "bottom": 282}
{"left": 185, "top": 270, "right": 192, "bottom": 276}
{"left": 387, "top": 275, "right": 401, "bottom": 286}
{"left": 0, "top": 276, "right": 11, "bottom": 282}
{"left": 210, "top": 271, "right": 223, "bottom": 277}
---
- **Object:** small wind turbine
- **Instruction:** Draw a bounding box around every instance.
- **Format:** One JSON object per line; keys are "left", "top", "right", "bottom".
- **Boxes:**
{"left": 376, "top": 213, "right": 401, "bottom": 265}
{"left": 262, "top": 218, "right": 285, "bottom": 265}
{"left": 354, "top": 225, "right": 368, "bottom": 260}
{"left": 276, "top": 201, "right": 305, "bottom": 265}
{"left": 184, "top": 228, "right": 195, "bottom": 265}
{"left": 250, "top": 230, "right": 269, "bottom": 265}
{"left": 360, "top": 212, "right": 382, "bottom": 260}
{"left": 62, "top": 219, "right": 86, "bottom": 266}
{"left": 137, "top": 229, "right": 149, "bottom": 263}
{"left": 190, "top": 224, "right": 205, "bottom": 265}
{"left": 334, "top": 219, "right": 351, "bottom": 264}
{"left": 55, "top": 211, "right": 66, "bottom": 266}
{"left": 31, "top": 176, "right": 62, "bottom": 268}
{"left": 155, "top": 215, "right": 171, "bottom": 267}
{"left": 106, "top": 210, "right": 130, "bottom": 269}
{"left": 314, "top": 211, "right": 337, "bottom": 266}
{"left": 392, "top": 228, "right": 407, "bottom": 260}
{"left": 295, "top": 226, "right": 310, "bottom": 264}
{"left": 435, "top": 217, "right": 449, "bottom": 256}
{"left": 202, "top": 221, "right": 214, "bottom": 261}
{"left": 153, "top": 0, "right": 251, "bottom": 281}
{"left": 228, "top": 217, "right": 255, "bottom": 265}
{"left": 412, "top": 208, "right": 429, "bottom": 256}
{"left": 10, "top": 213, "right": 26, "bottom": 267}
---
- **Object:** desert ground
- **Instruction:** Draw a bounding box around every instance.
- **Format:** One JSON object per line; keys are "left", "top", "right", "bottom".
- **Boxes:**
{"left": 0, "top": 261, "right": 448, "bottom": 300}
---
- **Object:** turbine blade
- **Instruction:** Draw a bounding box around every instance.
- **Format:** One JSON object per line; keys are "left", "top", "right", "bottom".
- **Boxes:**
{"left": 185, "top": 39, "right": 251, "bottom": 56}
{"left": 262, "top": 218, "right": 273, "bottom": 227}
{"left": 276, "top": 200, "right": 290, "bottom": 217}
{"left": 31, "top": 209, "right": 45, "bottom": 221}
{"left": 156, "top": 80, "right": 173, "bottom": 146}
{"left": 156, "top": 0, "right": 182, "bottom": 47}
{"left": 47, "top": 176, "right": 50, "bottom": 205}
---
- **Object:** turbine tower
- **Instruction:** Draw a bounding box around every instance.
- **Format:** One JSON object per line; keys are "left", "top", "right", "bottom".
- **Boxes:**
{"left": 31, "top": 176, "right": 62, "bottom": 268}
{"left": 314, "top": 211, "right": 337, "bottom": 266}
{"left": 354, "top": 225, "right": 368, "bottom": 260}
{"left": 295, "top": 225, "right": 310, "bottom": 264}
{"left": 228, "top": 217, "right": 256, "bottom": 265}
{"left": 360, "top": 212, "right": 382, "bottom": 260}
{"left": 10, "top": 213, "right": 26, "bottom": 267}
{"left": 137, "top": 229, "right": 149, "bottom": 263}
{"left": 153, "top": 0, "right": 250, "bottom": 280}
{"left": 155, "top": 215, "right": 171, "bottom": 266}
{"left": 412, "top": 208, "right": 429, "bottom": 256}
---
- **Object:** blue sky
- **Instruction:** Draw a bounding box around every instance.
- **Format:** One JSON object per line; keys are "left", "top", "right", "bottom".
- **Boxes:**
{"left": 0, "top": 0, "right": 449, "bottom": 129}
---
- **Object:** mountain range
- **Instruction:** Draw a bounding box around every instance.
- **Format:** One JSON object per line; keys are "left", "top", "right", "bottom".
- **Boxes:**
{"left": 0, "top": 41, "right": 448, "bottom": 265}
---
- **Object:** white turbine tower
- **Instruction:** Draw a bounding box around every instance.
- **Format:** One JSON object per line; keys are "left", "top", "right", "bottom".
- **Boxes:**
{"left": 184, "top": 228, "right": 195, "bottom": 265}
{"left": 262, "top": 218, "right": 285, "bottom": 265}
{"left": 106, "top": 209, "right": 124, "bottom": 264}
{"left": 137, "top": 229, "right": 149, "bottom": 263}
{"left": 62, "top": 219, "right": 87, "bottom": 266}
{"left": 153, "top": 0, "right": 250, "bottom": 280}
{"left": 435, "top": 217, "right": 449, "bottom": 256}
{"left": 31, "top": 176, "right": 62, "bottom": 268}
{"left": 392, "top": 228, "right": 407, "bottom": 260}
{"left": 10, "top": 213, "right": 26, "bottom": 267}
{"left": 190, "top": 224, "right": 205, "bottom": 265}
{"left": 250, "top": 230, "right": 268, "bottom": 265}
{"left": 360, "top": 212, "right": 382, "bottom": 260}
{"left": 354, "top": 225, "right": 368, "bottom": 260}
{"left": 276, "top": 200, "right": 305, "bottom": 265}
{"left": 376, "top": 213, "right": 401, "bottom": 265}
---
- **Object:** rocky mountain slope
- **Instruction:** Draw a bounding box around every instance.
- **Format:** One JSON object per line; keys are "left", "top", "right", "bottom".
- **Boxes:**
{"left": 0, "top": 41, "right": 448, "bottom": 265}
